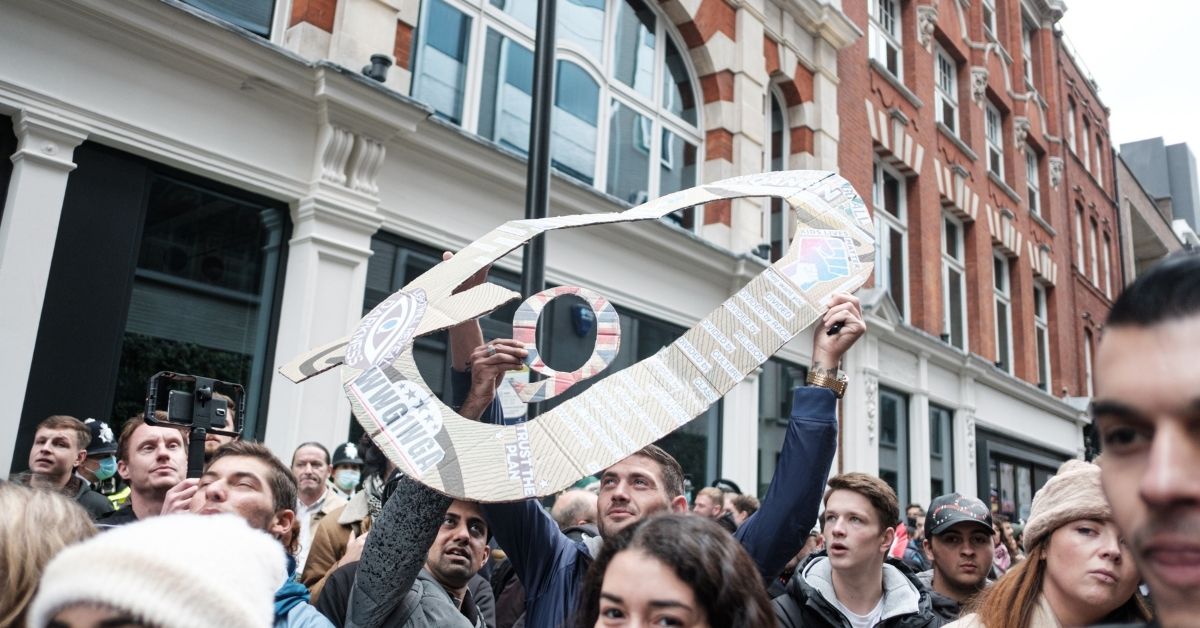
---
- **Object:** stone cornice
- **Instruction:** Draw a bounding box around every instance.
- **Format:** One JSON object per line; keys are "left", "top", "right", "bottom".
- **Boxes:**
{"left": 787, "top": 0, "right": 863, "bottom": 50}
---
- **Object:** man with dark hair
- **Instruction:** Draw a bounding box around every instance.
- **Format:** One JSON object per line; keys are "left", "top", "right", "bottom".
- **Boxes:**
{"left": 192, "top": 440, "right": 333, "bottom": 628}
{"left": 917, "top": 493, "right": 994, "bottom": 621}
{"left": 1093, "top": 251, "right": 1200, "bottom": 627}
{"left": 292, "top": 442, "right": 345, "bottom": 573}
{"left": 730, "top": 493, "right": 760, "bottom": 526}
{"left": 13, "top": 415, "right": 112, "bottom": 519}
{"left": 453, "top": 290, "right": 865, "bottom": 626}
{"left": 99, "top": 413, "right": 188, "bottom": 526}
{"left": 773, "top": 473, "right": 939, "bottom": 627}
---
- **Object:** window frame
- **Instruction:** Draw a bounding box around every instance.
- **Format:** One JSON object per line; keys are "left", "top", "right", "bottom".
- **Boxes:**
{"left": 1089, "top": 218, "right": 1100, "bottom": 286}
{"left": 993, "top": 251, "right": 1013, "bottom": 375}
{"left": 765, "top": 88, "right": 790, "bottom": 261}
{"left": 1084, "top": 329, "right": 1095, "bottom": 397}
{"left": 929, "top": 403, "right": 955, "bottom": 496}
{"left": 870, "top": 0, "right": 904, "bottom": 79}
{"left": 986, "top": 102, "right": 1004, "bottom": 179}
{"left": 942, "top": 212, "right": 968, "bottom": 351}
{"left": 1082, "top": 117, "right": 1092, "bottom": 172}
{"left": 982, "top": 0, "right": 997, "bottom": 36}
{"left": 935, "top": 44, "right": 959, "bottom": 136}
{"left": 1074, "top": 204, "right": 1085, "bottom": 269}
{"left": 1033, "top": 283, "right": 1051, "bottom": 392}
{"left": 878, "top": 385, "right": 912, "bottom": 510}
{"left": 874, "top": 160, "right": 910, "bottom": 321}
{"left": 1022, "top": 20, "right": 1036, "bottom": 89}
{"left": 411, "top": 0, "right": 704, "bottom": 208}
{"left": 1026, "top": 147, "right": 1041, "bottom": 217}
{"left": 1095, "top": 134, "right": 1105, "bottom": 189}
{"left": 1102, "top": 232, "right": 1113, "bottom": 298}
{"left": 1067, "top": 100, "right": 1077, "bottom": 154}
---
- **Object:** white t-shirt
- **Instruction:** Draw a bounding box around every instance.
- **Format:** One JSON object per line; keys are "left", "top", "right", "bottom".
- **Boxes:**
{"left": 829, "top": 594, "right": 884, "bottom": 628}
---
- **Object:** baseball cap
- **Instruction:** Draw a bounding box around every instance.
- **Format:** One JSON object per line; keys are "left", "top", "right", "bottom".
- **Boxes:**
{"left": 926, "top": 493, "right": 993, "bottom": 536}
{"left": 331, "top": 441, "right": 364, "bottom": 467}
{"left": 83, "top": 418, "right": 118, "bottom": 457}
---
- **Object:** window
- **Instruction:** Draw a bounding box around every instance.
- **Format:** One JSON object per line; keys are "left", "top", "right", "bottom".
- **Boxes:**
{"left": 1026, "top": 148, "right": 1041, "bottom": 217}
{"left": 1067, "top": 100, "right": 1077, "bottom": 154}
{"left": 1084, "top": 329, "right": 1095, "bottom": 397}
{"left": 993, "top": 252, "right": 1013, "bottom": 374}
{"left": 870, "top": 0, "right": 903, "bottom": 78}
{"left": 412, "top": 0, "right": 701, "bottom": 204}
{"left": 929, "top": 404, "right": 954, "bottom": 496}
{"left": 1103, "top": 232, "right": 1113, "bottom": 298}
{"left": 986, "top": 102, "right": 1004, "bottom": 178}
{"left": 179, "top": 0, "right": 276, "bottom": 38}
{"left": 1082, "top": 118, "right": 1092, "bottom": 172}
{"left": 1089, "top": 218, "right": 1100, "bottom": 286}
{"left": 982, "top": 0, "right": 996, "bottom": 36}
{"left": 1022, "top": 22, "right": 1036, "bottom": 88}
{"left": 874, "top": 161, "right": 908, "bottom": 319}
{"left": 935, "top": 46, "right": 959, "bottom": 135}
{"left": 1095, "top": 135, "right": 1105, "bottom": 189}
{"left": 1074, "top": 204, "right": 1085, "bottom": 268}
{"left": 1034, "top": 284, "right": 1051, "bottom": 392}
{"left": 879, "top": 386, "right": 911, "bottom": 509}
{"left": 766, "top": 91, "right": 789, "bottom": 261}
{"left": 757, "top": 358, "right": 807, "bottom": 495}
{"left": 942, "top": 214, "right": 968, "bottom": 351}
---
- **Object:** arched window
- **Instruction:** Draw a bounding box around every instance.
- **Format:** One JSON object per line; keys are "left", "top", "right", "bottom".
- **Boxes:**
{"left": 411, "top": 0, "right": 702, "bottom": 202}
{"left": 765, "top": 88, "right": 789, "bottom": 260}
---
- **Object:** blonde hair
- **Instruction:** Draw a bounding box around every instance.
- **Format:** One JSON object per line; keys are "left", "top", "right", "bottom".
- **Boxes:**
{"left": 0, "top": 483, "right": 96, "bottom": 627}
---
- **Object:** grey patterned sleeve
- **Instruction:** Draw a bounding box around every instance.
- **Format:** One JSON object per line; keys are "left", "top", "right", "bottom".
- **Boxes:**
{"left": 345, "top": 473, "right": 453, "bottom": 628}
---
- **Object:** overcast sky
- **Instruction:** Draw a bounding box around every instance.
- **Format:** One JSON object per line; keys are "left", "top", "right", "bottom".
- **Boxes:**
{"left": 1058, "top": 1, "right": 1199, "bottom": 153}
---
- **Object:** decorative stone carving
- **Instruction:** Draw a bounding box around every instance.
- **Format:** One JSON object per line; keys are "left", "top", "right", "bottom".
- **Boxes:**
{"left": 964, "top": 411, "right": 977, "bottom": 465}
{"left": 347, "top": 136, "right": 386, "bottom": 196}
{"left": 317, "top": 124, "right": 354, "bottom": 185}
{"left": 1014, "top": 117, "right": 1032, "bottom": 149}
{"left": 1048, "top": 156, "right": 1064, "bottom": 188}
{"left": 917, "top": 5, "right": 939, "bottom": 52}
{"left": 970, "top": 67, "right": 989, "bottom": 105}
{"left": 864, "top": 374, "right": 879, "bottom": 445}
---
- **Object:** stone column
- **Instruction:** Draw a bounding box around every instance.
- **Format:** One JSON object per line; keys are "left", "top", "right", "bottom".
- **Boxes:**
{"left": 720, "top": 368, "right": 760, "bottom": 495}
{"left": 0, "top": 110, "right": 88, "bottom": 474}
{"left": 908, "top": 354, "right": 932, "bottom": 508}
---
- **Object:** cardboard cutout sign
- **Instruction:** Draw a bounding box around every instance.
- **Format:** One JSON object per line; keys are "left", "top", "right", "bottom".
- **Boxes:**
{"left": 281, "top": 170, "right": 874, "bottom": 502}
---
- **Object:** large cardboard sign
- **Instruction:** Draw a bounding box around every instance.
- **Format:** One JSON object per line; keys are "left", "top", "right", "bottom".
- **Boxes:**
{"left": 281, "top": 171, "right": 874, "bottom": 502}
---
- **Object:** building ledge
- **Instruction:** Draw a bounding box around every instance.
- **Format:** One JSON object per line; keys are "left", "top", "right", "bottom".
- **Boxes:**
{"left": 937, "top": 123, "right": 979, "bottom": 163}
{"left": 869, "top": 60, "right": 924, "bottom": 110}
{"left": 988, "top": 171, "right": 1022, "bottom": 204}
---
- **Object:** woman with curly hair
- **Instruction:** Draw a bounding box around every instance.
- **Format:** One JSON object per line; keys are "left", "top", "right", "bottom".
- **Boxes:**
{"left": 575, "top": 513, "right": 775, "bottom": 627}
{"left": 947, "top": 460, "right": 1151, "bottom": 628}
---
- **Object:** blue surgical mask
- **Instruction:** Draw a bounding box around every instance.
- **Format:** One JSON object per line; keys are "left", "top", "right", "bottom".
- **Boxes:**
{"left": 94, "top": 456, "right": 117, "bottom": 481}
{"left": 335, "top": 469, "right": 361, "bottom": 492}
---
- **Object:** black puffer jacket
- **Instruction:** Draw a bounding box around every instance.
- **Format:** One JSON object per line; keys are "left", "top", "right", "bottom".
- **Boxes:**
{"left": 772, "top": 552, "right": 943, "bottom": 628}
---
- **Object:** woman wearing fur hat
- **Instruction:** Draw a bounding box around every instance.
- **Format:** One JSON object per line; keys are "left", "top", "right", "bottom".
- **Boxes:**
{"left": 945, "top": 460, "right": 1151, "bottom": 628}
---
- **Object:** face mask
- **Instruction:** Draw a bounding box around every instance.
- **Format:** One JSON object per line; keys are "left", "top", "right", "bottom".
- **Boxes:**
{"left": 335, "top": 469, "right": 361, "bottom": 492}
{"left": 94, "top": 456, "right": 118, "bottom": 481}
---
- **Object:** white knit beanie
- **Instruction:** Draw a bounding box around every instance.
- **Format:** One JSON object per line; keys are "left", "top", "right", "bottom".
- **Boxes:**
{"left": 27, "top": 513, "right": 286, "bottom": 628}
{"left": 1022, "top": 459, "right": 1112, "bottom": 553}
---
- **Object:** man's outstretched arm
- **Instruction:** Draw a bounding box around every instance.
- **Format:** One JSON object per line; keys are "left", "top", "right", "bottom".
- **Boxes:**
{"left": 735, "top": 294, "right": 865, "bottom": 581}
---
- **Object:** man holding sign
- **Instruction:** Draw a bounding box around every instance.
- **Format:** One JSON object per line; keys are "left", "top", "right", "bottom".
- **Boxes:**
{"left": 451, "top": 288, "right": 864, "bottom": 627}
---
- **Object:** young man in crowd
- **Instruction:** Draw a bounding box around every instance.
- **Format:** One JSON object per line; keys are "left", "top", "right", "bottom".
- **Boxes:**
{"left": 77, "top": 417, "right": 129, "bottom": 508}
{"left": 773, "top": 473, "right": 939, "bottom": 628}
{"left": 452, "top": 281, "right": 865, "bottom": 626}
{"left": 292, "top": 441, "right": 346, "bottom": 573}
{"left": 99, "top": 413, "right": 188, "bottom": 526}
{"left": 203, "top": 391, "right": 239, "bottom": 463}
{"left": 917, "top": 493, "right": 994, "bottom": 622}
{"left": 13, "top": 415, "right": 113, "bottom": 519}
{"left": 691, "top": 486, "right": 724, "bottom": 519}
{"left": 1093, "top": 251, "right": 1200, "bottom": 628}
{"left": 729, "top": 493, "right": 760, "bottom": 526}
{"left": 191, "top": 441, "right": 333, "bottom": 628}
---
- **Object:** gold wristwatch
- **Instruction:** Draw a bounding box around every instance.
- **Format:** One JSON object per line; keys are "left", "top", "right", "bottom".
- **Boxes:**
{"left": 806, "top": 368, "right": 849, "bottom": 398}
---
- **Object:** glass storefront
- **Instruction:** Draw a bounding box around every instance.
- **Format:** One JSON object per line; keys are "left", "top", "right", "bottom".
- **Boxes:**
{"left": 976, "top": 428, "right": 1064, "bottom": 524}
{"left": 879, "top": 386, "right": 911, "bottom": 509}
{"left": 363, "top": 233, "right": 722, "bottom": 488}
{"left": 757, "top": 357, "right": 807, "bottom": 497}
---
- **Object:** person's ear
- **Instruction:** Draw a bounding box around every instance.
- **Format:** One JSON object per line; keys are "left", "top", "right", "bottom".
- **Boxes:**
{"left": 271, "top": 509, "right": 296, "bottom": 541}
{"left": 117, "top": 459, "right": 130, "bottom": 481}
{"left": 74, "top": 449, "right": 87, "bottom": 468}
{"left": 881, "top": 526, "right": 896, "bottom": 553}
{"left": 670, "top": 495, "right": 688, "bottom": 513}
{"left": 923, "top": 538, "right": 933, "bottom": 561}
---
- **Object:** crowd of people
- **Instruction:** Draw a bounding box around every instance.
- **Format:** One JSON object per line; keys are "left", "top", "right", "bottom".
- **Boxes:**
{"left": 1, "top": 250, "right": 1197, "bottom": 628}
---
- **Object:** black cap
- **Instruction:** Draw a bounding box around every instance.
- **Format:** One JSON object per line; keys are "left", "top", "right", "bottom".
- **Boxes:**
{"left": 926, "top": 493, "right": 993, "bottom": 536}
{"left": 83, "top": 418, "right": 118, "bottom": 456}
{"left": 332, "top": 442, "right": 364, "bottom": 467}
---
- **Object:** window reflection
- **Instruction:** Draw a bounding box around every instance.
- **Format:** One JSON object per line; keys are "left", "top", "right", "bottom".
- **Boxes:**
{"left": 658, "top": 128, "right": 695, "bottom": 195}
{"left": 479, "top": 30, "right": 534, "bottom": 154}
{"left": 613, "top": 0, "right": 656, "bottom": 98}
{"left": 662, "top": 37, "right": 696, "bottom": 125}
{"left": 413, "top": 0, "right": 472, "bottom": 124}
{"left": 607, "top": 100, "right": 651, "bottom": 204}
{"left": 489, "top": 0, "right": 536, "bottom": 28}
{"left": 559, "top": 0, "right": 606, "bottom": 61}
{"left": 553, "top": 62, "right": 600, "bottom": 184}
